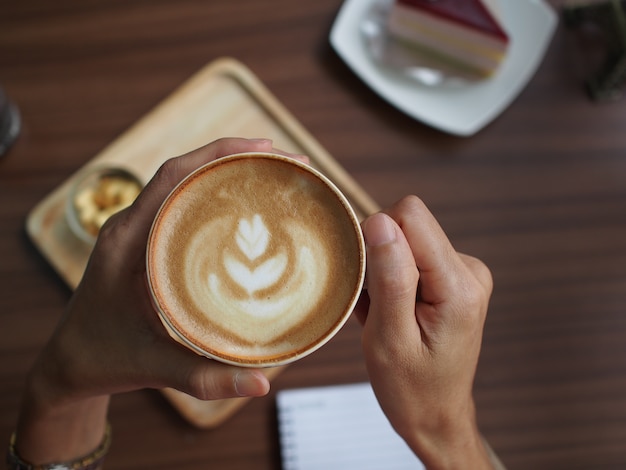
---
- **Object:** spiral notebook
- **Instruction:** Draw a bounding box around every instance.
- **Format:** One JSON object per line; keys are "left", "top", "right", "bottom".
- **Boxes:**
{"left": 276, "top": 382, "right": 425, "bottom": 470}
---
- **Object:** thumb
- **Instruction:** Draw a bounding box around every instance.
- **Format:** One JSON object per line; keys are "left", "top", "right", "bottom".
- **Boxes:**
{"left": 147, "top": 341, "right": 271, "bottom": 399}
{"left": 361, "top": 213, "right": 419, "bottom": 342}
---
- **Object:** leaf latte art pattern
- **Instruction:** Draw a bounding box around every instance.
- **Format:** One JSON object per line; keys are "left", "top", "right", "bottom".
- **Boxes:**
{"left": 184, "top": 212, "right": 329, "bottom": 342}
{"left": 148, "top": 155, "right": 365, "bottom": 365}
{"left": 225, "top": 215, "right": 287, "bottom": 295}
{"left": 236, "top": 215, "right": 269, "bottom": 261}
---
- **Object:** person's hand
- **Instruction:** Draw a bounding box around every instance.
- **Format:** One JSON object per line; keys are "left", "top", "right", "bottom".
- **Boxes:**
{"left": 354, "top": 196, "right": 494, "bottom": 470}
{"left": 16, "top": 138, "right": 299, "bottom": 464}
{"left": 43, "top": 138, "right": 283, "bottom": 402}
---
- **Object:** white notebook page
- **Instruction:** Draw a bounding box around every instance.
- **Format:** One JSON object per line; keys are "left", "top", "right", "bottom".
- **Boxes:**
{"left": 276, "top": 382, "right": 425, "bottom": 470}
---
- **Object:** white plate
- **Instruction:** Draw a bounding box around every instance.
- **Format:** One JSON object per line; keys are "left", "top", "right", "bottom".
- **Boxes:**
{"left": 330, "top": 0, "right": 557, "bottom": 136}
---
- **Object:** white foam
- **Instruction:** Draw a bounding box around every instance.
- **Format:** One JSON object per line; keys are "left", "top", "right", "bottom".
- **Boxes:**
{"left": 184, "top": 215, "right": 329, "bottom": 346}
{"left": 210, "top": 245, "right": 320, "bottom": 322}
{"left": 236, "top": 214, "right": 269, "bottom": 261}
{"left": 224, "top": 250, "right": 287, "bottom": 295}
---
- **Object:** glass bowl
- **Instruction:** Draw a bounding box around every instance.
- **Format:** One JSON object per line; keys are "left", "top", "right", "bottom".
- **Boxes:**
{"left": 66, "top": 166, "right": 143, "bottom": 246}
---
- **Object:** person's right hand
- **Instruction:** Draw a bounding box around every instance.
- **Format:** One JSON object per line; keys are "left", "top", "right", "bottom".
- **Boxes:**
{"left": 355, "top": 196, "right": 494, "bottom": 470}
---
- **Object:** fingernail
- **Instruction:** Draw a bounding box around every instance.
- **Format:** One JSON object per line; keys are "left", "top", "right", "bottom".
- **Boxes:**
{"left": 234, "top": 371, "right": 267, "bottom": 397}
{"left": 248, "top": 138, "right": 272, "bottom": 145}
{"left": 283, "top": 152, "right": 308, "bottom": 160}
{"left": 363, "top": 213, "right": 396, "bottom": 247}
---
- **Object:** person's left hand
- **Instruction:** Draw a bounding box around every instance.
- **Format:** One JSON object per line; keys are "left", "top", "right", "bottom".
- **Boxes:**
{"left": 43, "top": 138, "right": 290, "bottom": 404}
{"left": 15, "top": 138, "right": 303, "bottom": 465}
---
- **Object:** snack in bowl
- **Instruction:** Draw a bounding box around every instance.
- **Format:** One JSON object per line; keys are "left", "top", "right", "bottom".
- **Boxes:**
{"left": 66, "top": 166, "right": 142, "bottom": 245}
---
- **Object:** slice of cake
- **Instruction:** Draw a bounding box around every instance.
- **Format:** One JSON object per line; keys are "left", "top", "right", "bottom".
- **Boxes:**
{"left": 386, "top": 0, "right": 510, "bottom": 77}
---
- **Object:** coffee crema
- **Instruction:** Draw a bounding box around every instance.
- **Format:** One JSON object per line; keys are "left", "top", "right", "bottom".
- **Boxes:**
{"left": 147, "top": 153, "right": 365, "bottom": 367}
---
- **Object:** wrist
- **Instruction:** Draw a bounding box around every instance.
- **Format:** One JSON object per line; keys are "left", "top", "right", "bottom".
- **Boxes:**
{"left": 402, "top": 403, "right": 493, "bottom": 470}
{"left": 15, "top": 392, "right": 110, "bottom": 465}
{"left": 8, "top": 422, "right": 111, "bottom": 470}
{"left": 15, "top": 352, "right": 110, "bottom": 465}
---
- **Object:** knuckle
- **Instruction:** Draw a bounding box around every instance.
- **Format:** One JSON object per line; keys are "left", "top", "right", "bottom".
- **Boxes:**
{"left": 462, "top": 254, "right": 494, "bottom": 296}
{"left": 154, "top": 156, "right": 185, "bottom": 187}
{"left": 94, "top": 211, "right": 124, "bottom": 251}
{"left": 453, "top": 274, "right": 490, "bottom": 327}
{"left": 92, "top": 210, "right": 128, "bottom": 251}
{"left": 393, "top": 195, "right": 428, "bottom": 221}
{"left": 184, "top": 366, "right": 235, "bottom": 400}
{"left": 468, "top": 256, "right": 493, "bottom": 291}
{"left": 184, "top": 367, "right": 214, "bottom": 400}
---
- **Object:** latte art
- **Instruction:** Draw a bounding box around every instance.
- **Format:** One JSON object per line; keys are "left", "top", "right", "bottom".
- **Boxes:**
{"left": 188, "top": 214, "right": 328, "bottom": 327}
{"left": 235, "top": 215, "right": 271, "bottom": 263}
{"left": 224, "top": 215, "right": 289, "bottom": 296}
{"left": 147, "top": 153, "right": 365, "bottom": 367}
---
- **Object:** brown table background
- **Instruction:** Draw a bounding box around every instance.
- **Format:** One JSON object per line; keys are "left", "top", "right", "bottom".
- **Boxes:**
{"left": 2, "top": 1, "right": 626, "bottom": 469}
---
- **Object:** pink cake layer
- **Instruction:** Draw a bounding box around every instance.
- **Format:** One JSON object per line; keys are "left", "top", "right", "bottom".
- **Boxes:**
{"left": 388, "top": 1, "right": 510, "bottom": 76}
{"left": 397, "top": 0, "right": 509, "bottom": 40}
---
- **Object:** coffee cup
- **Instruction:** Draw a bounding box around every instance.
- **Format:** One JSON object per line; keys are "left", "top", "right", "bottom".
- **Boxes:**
{"left": 146, "top": 152, "right": 365, "bottom": 367}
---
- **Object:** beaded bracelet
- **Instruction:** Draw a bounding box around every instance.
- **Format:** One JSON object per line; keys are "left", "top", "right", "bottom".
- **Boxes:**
{"left": 6, "top": 424, "right": 111, "bottom": 470}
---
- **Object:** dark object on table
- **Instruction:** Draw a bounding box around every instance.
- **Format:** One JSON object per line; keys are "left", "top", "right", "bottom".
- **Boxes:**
{"left": 563, "top": 0, "right": 626, "bottom": 101}
{"left": 0, "top": 87, "right": 21, "bottom": 157}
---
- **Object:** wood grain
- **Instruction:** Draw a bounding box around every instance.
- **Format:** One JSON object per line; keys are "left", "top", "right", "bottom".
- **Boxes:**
{"left": 2, "top": 1, "right": 626, "bottom": 469}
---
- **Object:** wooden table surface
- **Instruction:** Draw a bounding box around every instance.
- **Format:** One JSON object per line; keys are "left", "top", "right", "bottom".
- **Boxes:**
{"left": 2, "top": 1, "right": 626, "bottom": 469}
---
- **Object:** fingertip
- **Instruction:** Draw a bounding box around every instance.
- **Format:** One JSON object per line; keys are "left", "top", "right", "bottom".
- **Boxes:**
{"left": 287, "top": 153, "right": 310, "bottom": 165}
{"left": 295, "top": 155, "right": 310, "bottom": 164}
{"left": 270, "top": 147, "right": 310, "bottom": 165}
{"left": 234, "top": 370, "right": 271, "bottom": 397}
{"left": 247, "top": 138, "right": 274, "bottom": 149}
{"left": 363, "top": 212, "right": 397, "bottom": 247}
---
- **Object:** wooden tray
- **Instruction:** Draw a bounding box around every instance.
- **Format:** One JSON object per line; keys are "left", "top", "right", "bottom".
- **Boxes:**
{"left": 25, "top": 57, "right": 380, "bottom": 428}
